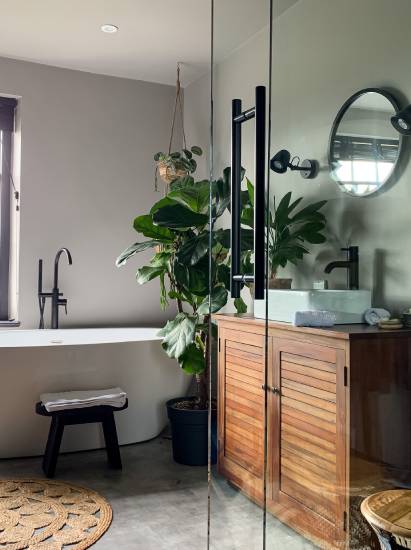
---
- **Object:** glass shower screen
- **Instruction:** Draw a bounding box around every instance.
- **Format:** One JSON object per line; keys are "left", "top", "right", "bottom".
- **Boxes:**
{"left": 208, "top": 1, "right": 272, "bottom": 548}
{"left": 209, "top": 1, "right": 411, "bottom": 550}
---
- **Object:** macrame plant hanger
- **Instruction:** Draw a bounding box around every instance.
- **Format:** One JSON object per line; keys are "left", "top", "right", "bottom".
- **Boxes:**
{"left": 155, "top": 63, "right": 187, "bottom": 192}
{"left": 169, "top": 63, "right": 186, "bottom": 157}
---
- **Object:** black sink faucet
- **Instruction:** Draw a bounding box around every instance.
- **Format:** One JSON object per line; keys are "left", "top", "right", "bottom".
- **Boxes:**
{"left": 38, "top": 248, "right": 73, "bottom": 329}
{"left": 324, "top": 246, "right": 359, "bottom": 290}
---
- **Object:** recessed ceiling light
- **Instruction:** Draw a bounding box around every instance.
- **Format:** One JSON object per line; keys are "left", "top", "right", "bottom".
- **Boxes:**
{"left": 101, "top": 24, "right": 119, "bottom": 34}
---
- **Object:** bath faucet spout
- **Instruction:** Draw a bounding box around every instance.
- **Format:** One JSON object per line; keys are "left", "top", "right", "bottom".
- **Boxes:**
{"left": 53, "top": 247, "right": 73, "bottom": 290}
{"left": 51, "top": 248, "right": 73, "bottom": 329}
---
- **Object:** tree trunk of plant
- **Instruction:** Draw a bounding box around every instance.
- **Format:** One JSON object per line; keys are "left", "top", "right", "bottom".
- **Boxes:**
{"left": 195, "top": 373, "right": 208, "bottom": 410}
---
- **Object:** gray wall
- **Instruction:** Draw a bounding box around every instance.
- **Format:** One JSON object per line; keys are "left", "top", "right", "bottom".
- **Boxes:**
{"left": 185, "top": 0, "right": 411, "bottom": 315}
{"left": 0, "top": 56, "right": 180, "bottom": 328}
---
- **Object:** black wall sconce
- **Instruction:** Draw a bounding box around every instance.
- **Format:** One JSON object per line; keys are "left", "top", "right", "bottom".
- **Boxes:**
{"left": 391, "top": 105, "right": 411, "bottom": 135}
{"left": 270, "top": 149, "right": 318, "bottom": 179}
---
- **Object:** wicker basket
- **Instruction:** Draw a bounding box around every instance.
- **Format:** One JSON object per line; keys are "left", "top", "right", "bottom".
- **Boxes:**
{"left": 158, "top": 161, "right": 188, "bottom": 185}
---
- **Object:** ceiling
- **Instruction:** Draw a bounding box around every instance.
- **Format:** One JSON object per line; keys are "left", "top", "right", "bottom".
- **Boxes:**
{"left": 0, "top": 0, "right": 299, "bottom": 87}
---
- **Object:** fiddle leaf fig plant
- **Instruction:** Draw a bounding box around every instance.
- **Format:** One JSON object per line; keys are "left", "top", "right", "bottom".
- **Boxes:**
{"left": 117, "top": 168, "right": 252, "bottom": 409}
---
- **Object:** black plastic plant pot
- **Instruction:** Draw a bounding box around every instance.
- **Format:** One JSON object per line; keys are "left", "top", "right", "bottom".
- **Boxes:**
{"left": 166, "top": 397, "right": 216, "bottom": 467}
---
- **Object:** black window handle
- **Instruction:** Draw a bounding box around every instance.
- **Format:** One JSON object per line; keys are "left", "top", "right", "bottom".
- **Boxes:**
{"left": 230, "top": 86, "right": 266, "bottom": 300}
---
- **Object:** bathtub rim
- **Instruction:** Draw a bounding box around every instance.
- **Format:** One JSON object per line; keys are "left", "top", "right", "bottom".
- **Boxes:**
{"left": 0, "top": 326, "right": 163, "bottom": 348}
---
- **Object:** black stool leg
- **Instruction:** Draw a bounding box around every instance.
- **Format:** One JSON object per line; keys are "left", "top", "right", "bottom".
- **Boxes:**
{"left": 102, "top": 412, "right": 122, "bottom": 469}
{"left": 43, "top": 416, "right": 65, "bottom": 478}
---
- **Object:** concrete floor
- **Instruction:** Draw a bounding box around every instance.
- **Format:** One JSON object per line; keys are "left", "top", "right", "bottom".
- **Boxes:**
{"left": 0, "top": 436, "right": 316, "bottom": 549}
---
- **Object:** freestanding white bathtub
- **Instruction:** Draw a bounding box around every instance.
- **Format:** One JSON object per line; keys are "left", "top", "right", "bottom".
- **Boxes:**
{"left": 0, "top": 328, "right": 190, "bottom": 458}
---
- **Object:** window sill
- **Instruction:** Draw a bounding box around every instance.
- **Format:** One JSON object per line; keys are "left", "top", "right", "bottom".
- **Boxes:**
{"left": 0, "top": 321, "right": 20, "bottom": 328}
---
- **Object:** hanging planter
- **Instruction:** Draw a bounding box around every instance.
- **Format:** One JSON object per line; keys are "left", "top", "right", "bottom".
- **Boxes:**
{"left": 154, "top": 64, "right": 203, "bottom": 190}
{"left": 157, "top": 160, "right": 187, "bottom": 185}
{"left": 155, "top": 146, "right": 203, "bottom": 186}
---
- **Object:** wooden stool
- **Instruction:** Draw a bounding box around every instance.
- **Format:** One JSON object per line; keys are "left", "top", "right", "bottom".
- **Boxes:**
{"left": 36, "top": 400, "right": 128, "bottom": 478}
{"left": 361, "top": 490, "right": 411, "bottom": 549}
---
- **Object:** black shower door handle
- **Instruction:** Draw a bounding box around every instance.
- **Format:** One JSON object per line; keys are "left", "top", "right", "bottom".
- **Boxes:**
{"left": 231, "top": 86, "right": 266, "bottom": 300}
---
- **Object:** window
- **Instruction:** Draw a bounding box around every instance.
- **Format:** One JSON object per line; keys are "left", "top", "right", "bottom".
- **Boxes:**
{"left": 0, "top": 97, "right": 17, "bottom": 320}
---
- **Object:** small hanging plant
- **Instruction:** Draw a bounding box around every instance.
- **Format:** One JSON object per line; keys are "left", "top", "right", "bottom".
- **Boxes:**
{"left": 155, "top": 146, "right": 203, "bottom": 187}
{"left": 154, "top": 63, "right": 203, "bottom": 190}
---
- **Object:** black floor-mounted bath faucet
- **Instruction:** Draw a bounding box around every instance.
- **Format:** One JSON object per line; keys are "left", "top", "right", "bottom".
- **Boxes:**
{"left": 38, "top": 248, "right": 73, "bottom": 329}
{"left": 324, "top": 246, "right": 359, "bottom": 290}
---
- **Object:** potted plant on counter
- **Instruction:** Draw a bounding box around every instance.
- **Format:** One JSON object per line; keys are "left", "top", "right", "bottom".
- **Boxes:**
{"left": 117, "top": 169, "right": 252, "bottom": 466}
{"left": 266, "top": 192, "right": 327, "bottom": 288}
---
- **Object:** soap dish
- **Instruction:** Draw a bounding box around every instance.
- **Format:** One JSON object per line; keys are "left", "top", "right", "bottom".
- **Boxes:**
{"left": 378, "top": 318, "right": 403, "bottom": 330}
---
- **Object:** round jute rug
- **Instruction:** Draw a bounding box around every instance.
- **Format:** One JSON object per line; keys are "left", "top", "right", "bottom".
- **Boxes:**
{"left": 0, "top": 479, "right": 112, "bottom": 550}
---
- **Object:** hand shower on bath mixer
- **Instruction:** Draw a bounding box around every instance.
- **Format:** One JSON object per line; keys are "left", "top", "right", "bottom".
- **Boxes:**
{"left": 37, "top": 248, "right": 73, "bottom": 329}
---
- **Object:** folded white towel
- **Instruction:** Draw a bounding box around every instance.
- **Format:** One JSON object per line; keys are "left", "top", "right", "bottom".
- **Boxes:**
{"left": 364, "top": 308, "right": 390, "bottom": 326}
{"left": 40, "top": 387, "right": 127, "bottom": 412}
{"left": 294, "top": 310, "right": 336, "bottom": 327}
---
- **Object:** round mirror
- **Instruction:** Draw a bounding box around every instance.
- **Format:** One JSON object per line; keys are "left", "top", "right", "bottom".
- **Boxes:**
{"left": 329, "top": 88, "right": 402, "bottom": 197}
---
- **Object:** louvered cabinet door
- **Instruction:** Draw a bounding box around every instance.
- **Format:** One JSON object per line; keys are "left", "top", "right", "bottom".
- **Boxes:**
{"left": 268, "top": 338, "right": 347, "bottom": 548}
{"left": 218, "top": 327, "right": 265, "bottom": 505}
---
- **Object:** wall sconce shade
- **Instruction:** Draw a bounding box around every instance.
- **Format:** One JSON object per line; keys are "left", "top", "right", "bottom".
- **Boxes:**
{"left": 391, "top": 105, "right": 411, "bottom": 135}
{"left": 270, "top": 149, "right": 317, "bottom": 179}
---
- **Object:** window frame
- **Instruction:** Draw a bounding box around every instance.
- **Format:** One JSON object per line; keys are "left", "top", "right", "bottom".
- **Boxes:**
{"left": 0, "top": 97, "right": 17, "bottom": 321}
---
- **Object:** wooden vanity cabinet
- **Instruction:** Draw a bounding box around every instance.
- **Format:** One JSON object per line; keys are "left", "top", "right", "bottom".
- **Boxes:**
{"left": 217, "top": 325, "right": 266, "bottom": 505}
{"left": 215, "top": 314, "right": 411, "bottom": 550}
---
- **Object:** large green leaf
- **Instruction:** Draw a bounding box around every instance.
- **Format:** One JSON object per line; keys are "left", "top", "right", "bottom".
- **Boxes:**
{"left": 291, "top": 200, "right": 327, "bottom": 222}
{"left": 241, "top": 205, "right": 254, "bottom": 228}
{"left": 158, "top": 313, "right": 196, "bottom": 359}
{"left": 133, "top": 214, "right": 174, "bottom": 241}
{"left": 187, "top": 257, "right": 210, "bottom": 296}
{"left": 214, "top": 229, "right": 230, "bottom": 248}
{"left": 174, "top": 256, "right": 211, "bottom": 297}
{"left": 168, "top": 180, "right": 210, "bottom": 213}
{"left": 223, "top": 166, "right": 246, "bottom": 187}
{"left": 177, "top": 232, "right": 210, "bottom": 265}
{"left": 287, "top": 196, "right": 303, "bottom": 214}
{"left": 212, "top": 177, "right": 230, "bottom": 218}
{"left": 216, "top": 228, "right": 253, "bottom": 252}
{"left": 136, "top": 265, "right": 165, "bottom": 284}
{"left": 153, "top": 204, "right": 209, "bottom": 230}
{"left": 216, "top": 263, "right": 230, "bottom": 288}
{"left": 246, "top": 179, "right": 254, "bottom": 207}
{"left": 241, "top": 229, "right": 254, "bottom": 252}
{"left": 116, "top": 240, "right": 160, "bottom": 267}
{"left": 173, "top": 261, "right": 190, "bottom": 289}
{"left": 179, "top": 343, "right": 205, "bottom": 375}
{"left": 168, "top": 175, "right": 194, "bottom": 191}
{"left": 241, "top": 249, "right": 254, "bottom": 275}
{"left": 150, "top": 251, "right": 171, "bottom": 267}
{"left": 234, "top": 296, "right": 247, "bottom": 313}
{"left": 150, "top": 196, "right": 178, "bottom": 215}
{"left": 303, "top": 230, "right": 326, "bottom": 244}
{"left": 197, "top": 286, "right": 228, "bottom": 315}
{"left": 274, "top": 191, "right": 292, "bottom": 228}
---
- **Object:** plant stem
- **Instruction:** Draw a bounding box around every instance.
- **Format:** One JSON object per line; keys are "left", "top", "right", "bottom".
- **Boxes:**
{"left": 196, "top": 373, "right": 208, "bottom": 410}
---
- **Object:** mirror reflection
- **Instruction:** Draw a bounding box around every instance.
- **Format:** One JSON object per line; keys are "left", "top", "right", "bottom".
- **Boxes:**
{"left": 329, "top": 90, "right": 401, "bottom": 196}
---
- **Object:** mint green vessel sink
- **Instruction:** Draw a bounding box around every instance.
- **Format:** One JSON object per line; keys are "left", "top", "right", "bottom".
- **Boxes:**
{"left": 254, "top": 289, "right": 372, "bottom": 324}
